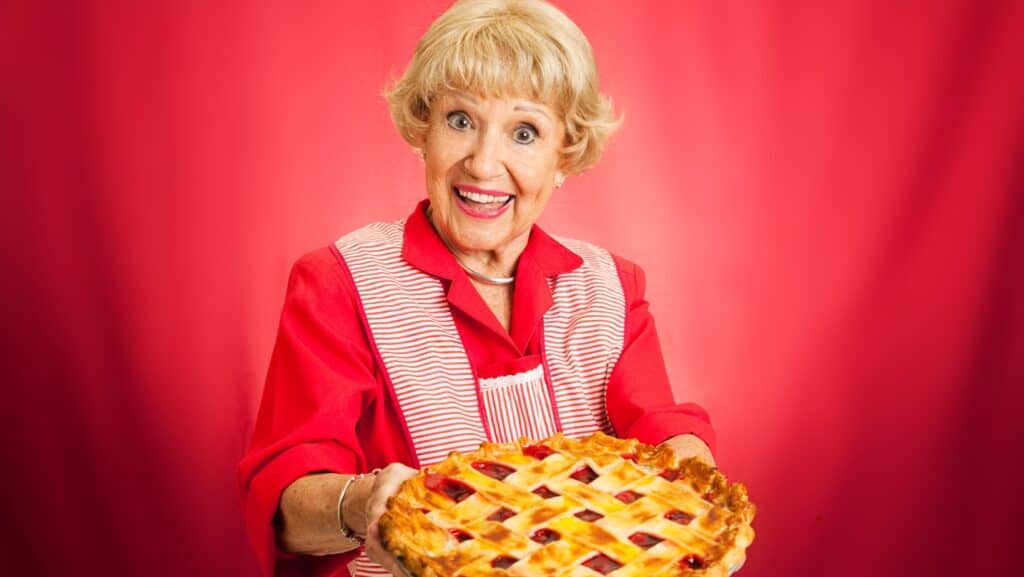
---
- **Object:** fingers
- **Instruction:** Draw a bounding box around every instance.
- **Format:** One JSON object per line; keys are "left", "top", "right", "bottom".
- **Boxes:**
{"left": 364, "top": 463, "right": 419, "bottom": 527}
{"left": 364, "top": 519, "right": 413, "bottom": 577}
{"left": 363, "top": 463, "right": 419, "bottom": 576}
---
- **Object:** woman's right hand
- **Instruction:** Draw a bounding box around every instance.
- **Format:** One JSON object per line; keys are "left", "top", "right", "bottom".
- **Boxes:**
{"left": 361, "top": 463, "right": 419, "bottom": 575}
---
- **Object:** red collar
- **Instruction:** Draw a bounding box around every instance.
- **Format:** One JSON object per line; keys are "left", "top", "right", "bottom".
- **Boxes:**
{"left": 401, "top": 200, "right": 583, "bottom": 353}
{"left": 401, "top": 200, "right": 583, "bottom": 281}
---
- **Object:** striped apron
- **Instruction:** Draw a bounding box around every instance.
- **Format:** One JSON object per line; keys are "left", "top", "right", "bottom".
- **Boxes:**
{"left": 335, "top": 219, "right": 626, "bottom": 576}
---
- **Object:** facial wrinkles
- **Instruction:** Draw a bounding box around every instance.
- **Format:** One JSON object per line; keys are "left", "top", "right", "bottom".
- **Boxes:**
{"left": 422, "top": 92, "right": 564, "bottom": 264}
{"left": 443, "top": 102, "right": 556, "bottom": 184}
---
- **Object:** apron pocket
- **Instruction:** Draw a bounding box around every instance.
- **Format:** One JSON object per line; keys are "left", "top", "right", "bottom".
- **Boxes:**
{"left": 477, "top": 356, "right": 558, "bottom": 443}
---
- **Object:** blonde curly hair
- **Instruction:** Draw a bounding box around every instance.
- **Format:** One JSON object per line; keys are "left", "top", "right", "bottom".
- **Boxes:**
{"left": 385, "top": 0, "right": 621, "bottom": 175}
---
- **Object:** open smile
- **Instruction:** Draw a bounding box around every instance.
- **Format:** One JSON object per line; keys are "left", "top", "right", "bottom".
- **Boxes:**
{"left": 453, "top": 185, "right": 514, "bottom": 219}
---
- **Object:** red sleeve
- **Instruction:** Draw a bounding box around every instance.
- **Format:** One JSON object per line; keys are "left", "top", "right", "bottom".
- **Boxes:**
{"left": 605, "top": 255, "right": 717, "bottom": 454}
{"left": 238, "top": 247, "right": 377, "bottom": 577}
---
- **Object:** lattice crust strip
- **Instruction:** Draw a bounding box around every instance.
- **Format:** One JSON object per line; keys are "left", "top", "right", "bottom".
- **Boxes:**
{"left": 380, "top": 432, "right": 756, "bottom": 577}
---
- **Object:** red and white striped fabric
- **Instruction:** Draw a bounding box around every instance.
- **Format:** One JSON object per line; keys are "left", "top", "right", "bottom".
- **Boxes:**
{"left": 543, "top": 237, "right": 626, "bottom": 438}
{"left": 478, "top": 363, "right": 558, "bottom": 443}
{"left": 337, "top": 221, "right": 488, "bottom": 467}
{"left": 346, "top": 553, "right": 392, "bottom": 577}
{"left": 335, "top": 219, "right": 626, "bottom": 577}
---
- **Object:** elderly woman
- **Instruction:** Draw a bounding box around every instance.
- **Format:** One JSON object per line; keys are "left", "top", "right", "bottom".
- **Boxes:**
{"left": 239, "top": 1, "right": 717, "bottom": 576}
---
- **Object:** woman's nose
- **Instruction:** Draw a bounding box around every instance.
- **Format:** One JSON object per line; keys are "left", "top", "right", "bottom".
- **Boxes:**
{"left": 463, "top": 129, "right": 504, "bottom": 180}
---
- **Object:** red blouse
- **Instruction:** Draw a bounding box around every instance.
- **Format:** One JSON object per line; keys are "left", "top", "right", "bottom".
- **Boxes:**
{"left": 238, "top": 202, "right": 715, "bottom": 577}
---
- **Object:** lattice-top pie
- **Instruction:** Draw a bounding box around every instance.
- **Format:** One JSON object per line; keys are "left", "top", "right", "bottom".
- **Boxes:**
{"left": 379, "top": 432, "right": 755, "bottom": 576}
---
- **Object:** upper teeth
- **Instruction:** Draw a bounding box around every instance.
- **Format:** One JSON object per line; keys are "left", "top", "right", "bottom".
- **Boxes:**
{"left": 458, "top": 188, "right": 510, "bottom": 204}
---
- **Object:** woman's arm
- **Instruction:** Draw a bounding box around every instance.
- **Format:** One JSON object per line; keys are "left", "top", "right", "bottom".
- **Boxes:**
{"left": 278, "top": 464, "right": 418, "bottom": 573}
{"left": 239, "top": 249, "right": 389, "bottom": 574}
{"left": 606, "top": 255, "right": 718, "bottom": 452}
{"left": 277, "top": 473, "right": 366, "bottom": 556}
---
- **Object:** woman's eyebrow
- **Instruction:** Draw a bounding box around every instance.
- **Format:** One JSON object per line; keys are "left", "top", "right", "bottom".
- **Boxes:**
{"left": 449, "top": 90, "right": 478, "bottom": 104}
{"left": 447, "top": 91, "right": 552, "bottom": 121}
{"left": 515, "top": 104, "right": 551, "bottom": 121}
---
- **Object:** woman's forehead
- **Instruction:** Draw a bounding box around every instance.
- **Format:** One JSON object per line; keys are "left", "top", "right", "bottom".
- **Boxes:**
{"left": 432, "top": 88, "right": 561, "bottom": 116}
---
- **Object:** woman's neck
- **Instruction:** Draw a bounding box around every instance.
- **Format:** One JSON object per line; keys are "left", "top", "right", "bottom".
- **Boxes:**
{"left": 426, "top": 206, "right": 527, "bottom": 281}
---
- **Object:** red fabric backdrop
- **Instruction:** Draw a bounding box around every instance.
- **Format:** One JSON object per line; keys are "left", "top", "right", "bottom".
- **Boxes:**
{"left": 3, "top": 1, "right": 1022, "bottom": 576}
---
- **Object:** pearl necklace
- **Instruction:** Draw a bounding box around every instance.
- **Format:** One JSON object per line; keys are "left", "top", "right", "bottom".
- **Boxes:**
{"left": 427, "top": 207, "right": 516, "bottom": 286}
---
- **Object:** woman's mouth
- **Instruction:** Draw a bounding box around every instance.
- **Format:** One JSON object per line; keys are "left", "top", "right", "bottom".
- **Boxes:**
{"left": 453, "top": 186, "right": 513, "bottom": 219}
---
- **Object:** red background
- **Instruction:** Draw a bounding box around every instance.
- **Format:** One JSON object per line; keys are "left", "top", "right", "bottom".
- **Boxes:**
{"left": 3, "top": 1, "right": 1023, "bottom": 576}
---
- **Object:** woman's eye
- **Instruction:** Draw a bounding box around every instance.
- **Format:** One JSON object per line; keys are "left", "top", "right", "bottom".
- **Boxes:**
{"left": 446, "top": 112, "right": 472, "bottom": 131}
{"left": 513, "top": 125, "right": 538, "bottom": 144}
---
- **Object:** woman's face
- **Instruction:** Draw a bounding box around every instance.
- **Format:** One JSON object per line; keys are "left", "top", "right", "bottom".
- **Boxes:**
{"left": 423, "top": 91, "right": 565, "bottom": 261}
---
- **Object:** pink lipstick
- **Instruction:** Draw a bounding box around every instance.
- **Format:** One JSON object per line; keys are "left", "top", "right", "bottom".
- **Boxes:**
{"left": 453, "top": 184, "right": 514, "bottom": 219}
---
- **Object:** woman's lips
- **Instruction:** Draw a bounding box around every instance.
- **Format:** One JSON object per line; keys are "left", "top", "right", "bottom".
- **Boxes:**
{"left": 453, "top": 185, "right": 513, "bottom": 219}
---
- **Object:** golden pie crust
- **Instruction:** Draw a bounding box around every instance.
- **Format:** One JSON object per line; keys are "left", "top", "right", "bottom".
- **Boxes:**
{"left": 379, "top": 432, "right": 755, "bottom": 576}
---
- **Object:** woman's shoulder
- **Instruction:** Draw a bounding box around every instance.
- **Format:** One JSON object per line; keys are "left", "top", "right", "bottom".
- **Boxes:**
{"left": 332, "top": 219, "right": 407, "bottom": 253}
{"left": 610, "top": 253, "right": 646, "bottom": 302}
{"left": 601, "top": 251, "right": 645, "bottom": 302}
{"left": 549, "top": 235, "right": 639, "bottom": 271}
{"left": 547, "top": 233, "right": 647, "bottom": 302}
{"left": 284, "top": 245, "right": 359, "bottom": 306}
{"left": 291, "top": 245, "right": 343, "bottom": 276}
{"left": 291, "top": 217, "right": 407, "bottom": 278}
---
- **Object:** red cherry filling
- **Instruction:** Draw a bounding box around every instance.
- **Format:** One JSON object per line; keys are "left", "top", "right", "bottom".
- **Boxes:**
{"left": 530, "top": 528, "right": 561, "bottom": 544}
{"left": 532, "top": 485, "right": 559, "bottom": 499}
{"left": 575, "top": 509, "right": 604, "bottom": 522}
{"left": 486, "top": 507, "right": 516, "bottom": 522}
{"left": 659, "top": 468, "right": 680, "bottom": 481}
{"left": 628, "top": 532, "right": 664, "bottom": 549}
{"left": 491, "top": 555, "right": 518, "bottom": 569}
{"left": 614, "top": 490, "right": 643, "bottom": 503}
{"left": 523, "top": 444, "right": 555, "bottom": 460}
{"left": 665, "top": 510, "right": 695, "bottom": 525}
{"left": 582, "top": 553, "right": 623, "bottom": 574}
{"left": 471, "top": 460, "right": 516, "bottom": 481}
{"left": 424, "top": 474, "right": 476, "bottom": 503}
{"left": 621, "top": 453, "right": 638, "bottom": 462}
{"left": 570, "top": 465, "right": 598, "bottom": 484}
{"left": 680, "top": 554, "right": 707, "bottom": 569}
{"left": 448, "top": 528, "right": 473, "bottom": 542}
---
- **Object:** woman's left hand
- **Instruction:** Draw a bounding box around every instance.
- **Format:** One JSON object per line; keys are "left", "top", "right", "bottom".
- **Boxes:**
{"left": 660, "top": 434, "right": 716, "bottom": 467}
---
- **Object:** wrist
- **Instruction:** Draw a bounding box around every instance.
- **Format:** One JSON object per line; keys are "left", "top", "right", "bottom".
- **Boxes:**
{"left": 340, "top": 472, "right": 377, "bottom": 537}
